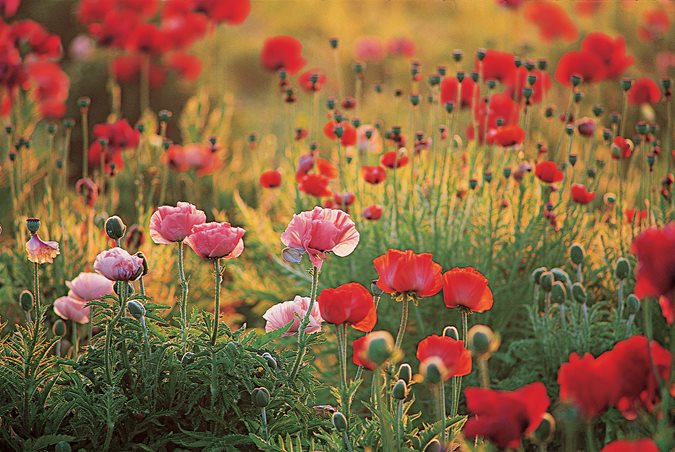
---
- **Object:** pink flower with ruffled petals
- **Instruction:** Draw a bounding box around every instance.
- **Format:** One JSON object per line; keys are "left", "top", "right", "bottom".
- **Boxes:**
{"left": 263, "top": 295, "right": 323, "bottom": 336}
{"left": 26, "top": 233, "right": 60, "bottom": 264}
{"left": 185, "top": 222, "right": 246, "bottom": 259}
{"left": 94, "top": 247, "right": 144, "bottom": 281}
{"left": 280, "top": 207, "right": 360, "bottom": 269}
{"left": 149, "top": 202, "right": 206, "bottom": 244}
{"left": 66, "top": 272, "right": 114, "bottom": 301}
{"left": 53, "top": 296, "right": 90, "bottom": 324}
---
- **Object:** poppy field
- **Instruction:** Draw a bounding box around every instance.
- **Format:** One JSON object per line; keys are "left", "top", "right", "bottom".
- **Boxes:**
{"left": 0, "top": 0, "right": 674, "bottom": 451}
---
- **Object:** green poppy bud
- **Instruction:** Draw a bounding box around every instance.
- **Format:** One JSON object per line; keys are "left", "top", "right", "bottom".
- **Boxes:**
{"left": 570, "top": 243, "right": 584, "bottom": 265}
{"left": 626, "top": 294, "right": 640, "bottom": 315}
{"left": 532, "top": 267, "right": 548, "bottom": 284}
{"left": 539, "top": 272, "right": 554, "bottom": 292}
{"left": 551, "top": 282, "right": 567, "bottom": 304}
{"left": 370, "top": 280, "right": 383, "bottom": 296}
{"left": 252, "top": 387, "right": 270, "bottom": 408}
{"left": 19, "top": 289, "right": 34, "bottom": 311}
{"left": 105, "top": 215, "right": 127, "bottom": 240}
{"left": 127, "top": 300, "right": 146, "bottom": 320}
{"left": 614, "top": 258, "right": 630, "bottom": 280}
{"left": 423, "top": 360, "right": 443, "bottom": 384}
{"left": 158, "top": 110, "right": 172, "bottom": 122}
{"left": 54, "top": 441, "right": 72, "bottom": 452}
{"left": 52, "top": 319, "right": 67, "bottom": 337}
{"left": 181, "top": 352, "right": 194, "bottom": 366}
{"left": 261, "top": 352, "right": 277, "bottom": 370}
{"left": 392, "top": 379, "right": 407, "bottom": 400}
{"left": 571, "top": 283, "right": 587, "bottom": 304}
{"left": 397, "top": 363, "right": 412, "bottom": 384}
{"left": 332, "top": 411, "right": 348, "bottom": 432}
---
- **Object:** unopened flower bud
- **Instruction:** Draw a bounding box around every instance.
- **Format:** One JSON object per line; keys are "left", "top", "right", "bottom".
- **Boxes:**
{"left": 539, "top": 272, "right": 554, "bottom": 292}
{"left": 476, "top": 48, "right": 487, "bottom": 61}
{"left": 181, "top": 352, "right": 195, "bottom": 366}
{"left": 532, "top": 267, "right": 547, "bottom": 284}
{"left": 19, "top": 289, "right": 34, "bottom": 311}
{"left": 261, "top": 352, "right": 277, "bottom": 370}
{"left": 52, "top": 319, "right": 67, "bottom": 337}
{"left": 442, "top": 326, "right": 459, "bottom": 340}
{"left": 621, "top": 78, "right": 632, "bottom": 91}
{"left": 452, "top": 49, "right": 463, "bottom": 62}
{"left": 626, "top": 294, "right": 640, "bottom": 315}
{"left": 158, "top": 110, "right": 172, "bottom": 122}
{"left": 422, "top": 359, "right": 444, "bottom": 384}
{"left": 252, "top": 387, "right": 270, "bottom": 408}
{"left": 392, "top": 379, "right": 407, "bottom": 400}
{"left": 127, "top": 300, "right": 146, "bottom": 320}
{"left": 366, "top": 331, "right": 394, "bottom": 367}
{"left": 571, "top": 283, "right": 587, "bottom": 304}
{"left": 531, "top": 412, "right": 555, "bottom": 445}
{"left": 468, "top": 324, "right": 499, "bottom": 358}
{"left": 226, "top": 341, "right": 239, "bottom": 354}
{"left": 135, "top": 251, "right": 149, "bottom": 276}
{"left": 551, "top": 282, "right": 566, "bottom": 304}
{"left": 570, "top": 243, "right": 584, "bottom": 265}
{"left": 370, "top": 280, "right": 383, "bottom": 296}
{"left": 105, "top": 216, "right": 126, "bottom": 240}
{"left": 398, "top": 363, "right": 412, "bottom": 384}
{"left": 332, "top": 411, "right": 348, "bottom": 432}
{"left": 77, "top": 96, "right": 91, "bottom": 109}
{"left": 614, "top": 258, "right": 630, "bottom": 280}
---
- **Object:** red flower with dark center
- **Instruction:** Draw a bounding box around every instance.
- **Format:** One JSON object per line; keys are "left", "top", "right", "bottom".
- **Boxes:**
{"left": 442, "top": 267, "right": 493, "bottom": 313}
{"left": 361, "top": 165, "right": 387, "bottom": 184}
{"left": 575, "top": 0, "right": 605, "bottom": 16}
{"left": 477, "top": 49, "right": 516, "bottom": 86}
{"left": 600, "top": 439, "right": 659, "bottom": 452}
{"left": 638, "top": 9, "right": 671, "bottom": 42}
{"left": 259, "top": 169, "right": 281, "bottom": 188}
{"left": 332, "top": 192, "right": 355, "bottom": 207}
{"left": 323, "top": 120, "right": 357, "bottom": 147}
{"left": 524, "top": 0, "right": 578, "bottom": 42}
{"left": 373, "top": 249, "right": 443, "bottom": 298}
{"left": 509, "top": 67, "right": 551, "bottom": 103}
{"left": 628, "top": 77, "right": 661, "bottom": 105}
{"left": 571, "top": 183, "right": 596, "bottom": 204}
{"left": 10, "top": 20, "right": 62, "bottom": 59}
{"left": 555, "top": 50, "right": 607, "bottom": 86}
{"left": 167, "top": 52, "right": 202, "bottom": 81}
{"left": 464, "top": 382, "right": 550, "bottom": 449}
{"left": 417, "top": 335, "right": 472, "bottom": 381}
{"left": 192, "top": 0, "right": 251, "bottom": 25}
{"left": 381, "top": 150, "right": 409, "bottom": 169}
{"left": 581, "top": 32, "right": 634, "bottom": 80}
{"left": 558, "top": 352, "right": 614, "bottom": 418}
{"left": 611, "top": 136, "right": 633, "bottom": 160}
{"left": 440, "top": 75, "right": 477, "bottom": 109}
{"left": 260, "top": 35, "right": 306, "bottom": 75}
{"left": 490, "top": 125, "right": 525, "bottom": 147}
{"left": 298, "top": 68, "right": 326, "bottom": 92}
{"left": 468, "top": 93, "right": 520, "bottom": 143}
{"left": 88, "top": 10, "right": 140, "bottom": 49}
{"left": 299, "top": 173, "right": 331, "bottom": 197}
{"left": 77, "top": 0, "right": 116, "bottom": 25}
{"left": 363, "top": 204, "right": 383, "bottom": 221}
{"left": 127, "top": 23, "right": 168, "bottom": 55}
{"left": 318, "top": 282, "right": 377, "bottom": 332}
{"left": 535, "top": 161, "right": 564, "bottom": 184}
{"left": 317, "top": 158, "right": 338, "bottom": 179}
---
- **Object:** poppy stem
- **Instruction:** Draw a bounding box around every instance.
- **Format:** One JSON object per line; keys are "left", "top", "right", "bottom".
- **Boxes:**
{"left": 437, "top": 383, "right": 447, "bottom": 445}
{"left": 394, "top": 300, "right": 409, "bottom": 350}
{"left": 81, "top": 106, "right": 89, "bottom": 179}
{"left": 177, "top": 241, "right": 189, "bottom": 350}
{"left": 71, "top": 320, "right": 78, "bottom": 358}
{"left": 211, "top": 258, "right": 221, "bottom": 346}
{"left": 290, "top": 267, "right": 320, "bottom": 381}
{"left": 585, "top": 422, "right": 596, "bottom": 452}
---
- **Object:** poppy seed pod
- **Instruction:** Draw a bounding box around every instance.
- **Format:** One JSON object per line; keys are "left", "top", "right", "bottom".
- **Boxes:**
{"left": 105, "top": 216, "right": 127, "bottom": 240}
{"left": 539, "top": 272, "right": 554, "bottom": 292}
{"left": 550, "top": 282, "right": 566, "bottom": 304}
{"left": 614, "top": 258, "right": 630, "bottom": 280}
{"left": 77, "top": 96, "right": 91, "bottom": 109}
{"left": 370, "top": 280, "right": 384, "bottom": 296}
{"left": 571, "top": 283, "right": 587, "bottom": 304}
{"left": 452, "top": 49, "right": 463, "bottom": 62}
{"left": 476, "top": 48, "right": 487, "bottom": 60}
{"left": 456, "top": 71, "right": 465, "bottom": 82}
{"left": 392, "top": 379, "right": 408, "bottom": 400}
{"left": 19, "top": 289, "right": 34, "bottom": 311}
{"left": 531, "top": 413, "right": 556, "bottom": 445}
{"left": 135, "top": 252, "right": 149, "bottom": 276}
{"left": 127, "top": 300, "right": 146, "bottom": 320}
{"left": 621, "top": 78, "right": 633, "bottom": 91}
{"left": 328, "top": 37, "right": 338, "bottom": 49}
{"left": 568, "top": 153, "right": 577, "bottom": 166}
{"left": 626, "top": 294, "right": 640, "bottom": 315}
{"left": 469, "top": 179, "right": 478, "bottom": 190}
{"left": 442, "top": 326, "right": 459, "bottom": 340}
{"left": 52, "top": 319, "right": 67, "bottom": 337}
{"left": 332, "top": 411, "right": 348, "bottom": 432}
{"left": 261, "top": 352, "right": 277, "bottom": 370}
{"left": 570, "top": 243, "right": 584, "bottom": 265}
{"left": 570, "top": 74, "right": 582, "bottom": 87}
{"left": 252, "top": 387, "right": 270, "bottom": 408}
{"left": 26, "top": 218, "right": 40, "bottom": 234}
{"left": 398, "top": 363, "right": 412, "bottom": 384}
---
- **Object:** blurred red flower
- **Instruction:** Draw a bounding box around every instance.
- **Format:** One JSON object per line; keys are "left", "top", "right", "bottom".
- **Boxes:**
{"left": 373, "top": 249, "right": 443, "bottom": 298}
{"left": 600, "top": 439, "right": 659, "bottom": 452}
{"left": 363, "top": 204, "right": 383, "bottom": 221}
{"left": 323, "top": 120, "right": 357, "bottom": 146}
{"left": 25, "top": 61, "right": 69, "bottom": 118}
{"left": 354, "top": 36, "right": 385, "bottom": 62}
{"left": 167, "top": 52, "right": 202, "bottom": 81}
{"left": 555, "top": 50, "right": 606, "bottom": 86}
{"left": 491, "top": 125, "right": 525, "bottom": 147}
{"left": 260, "top": 35, "right": 306, "bottom": 75}
{"left": 259, "top": 169, "right": 281, "bottom": 188}
{"left": 611, "top": 136, "right": 633, "bottom": 160}
{"left": 299, "top": 173, "right": 332, "bottom": 197}
{"left": 442, "top": 267, "right": 493, "bottom": 313}
{"left": 191, "top": 0, "right": 251, "bottom": 25}
{"left": 127, "top": 23, "right": 168, "bottom": 55}
{"left": 164, "top": 143, "right": 221, "bottom": 176}
{"left": 575, "top": 0, "right": 605, "bottom": 16}
{"left": 440, "top": 75, "right": 477, "bottom": 109}
{"left": 624, "top": 208, "right": 648, "bottom": 225}
{"left": 628, "top": 77, "right": 661, "bottom": 105}
{"left": 637, "top": 9, "right": 671, "bottom": 42}
{"left": 524, "top": 0, "right": 578, "bottom": 42}
{"left": 581, "top": 32, "right": 634, "bottom": 80}
{"left": 558, "top": 352, "right": 613, "bottom": 418}
{"left": 477, "top": 49, "right": 516, "bottom": 86}
{"left": 361, "top": 165, "right": 387, "bottom": 184}
{"left": 571, "top": 183, "right": 596, "bottom": 204}
{"left": 318, "top": 282, "right": 376, "bottom": 332}
{"left": 298, "top": 68, "right": 326, "bottom": 92}
{"left": 352, "top": 335, "right": 376, "bottom": 370}
{"left": 0, "top": 0, "right": 20, "bottom": 17}
{"left": 381, "top": 150, "right": 409, "bottom": 169}
{"left": 464, "top": 382, "right": 550, "bottom": 448}
{"left": 509, "top": 67, "right": 551, "bottom": 103}
{"left": 387, "top": 36, "right": 415, "bottom": 58}
{"left": 535, "top": 161, "right": 563, "bottom": 184}
{"left": 468, "top": 93, "right": 520, "bottom": 143}
{"left": 417, "top": 335, "right": 472, "bottom": 381}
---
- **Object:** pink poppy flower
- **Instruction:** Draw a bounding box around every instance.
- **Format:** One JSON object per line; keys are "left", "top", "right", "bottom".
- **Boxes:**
{"left": 280, "top": 207, "right": 360, "bottom": 269}
{"left": 53, "top": 296, "right": 90, "bottom": 324}
{"left": 94, "top": 247, "right": 144, "bottom": 281}
{"left": 26, "top": 233, "right": 60, "bottom": 264}
{"left": 262, "top": 295, "right": 323, "bottom": 336}
{"left": 66, "top": 272, "right": 114, "bottom": 301}
{"left": 149, "top": 202, "right": 206, "bottom": 244}
{"left": 185, "top": 222, "right": 246, "bottom": 259}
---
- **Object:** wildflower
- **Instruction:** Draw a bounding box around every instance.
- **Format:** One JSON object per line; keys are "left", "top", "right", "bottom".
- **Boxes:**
{"left": 26, "top": 227, "right": 60, "bottom": 264}
{"left": 164, "top": 143, "right": 221, "bottom": 176}
{"left": 66, "top": 272, "right": 114, "bottom": 301}
{"left": 381, "top": 150, "right": 409, "bottom": 169}
{"left": 477, "top": 49, "right": 516, "bottom": 86}
{"left": 637, "top": 9, "right": 670, "bottom": 42}
{"left": 509, "top": 68, "right": 551, "bottom": 103}
{"left": 363, "top": 204, "right": 383, "bottom": 221}
{"left": 353, "top": 36, "right": 385, "bottom": 62}
{"left": 94, "top": 247, "right": 144, "bottom": 281}
{"left": 298, "top": 68, "right": 326, "bottom": 92}
{"left": 491, "top": 125, "right": 525, "bottom": 147}
{"left": 299, "top": 174, "right": 332, "bottom": 197}
{"left": 387, "top": 36, "right": 415, "bottom": 58}
{"left": 323, "top": 120, "right": 357, "bottom": 147}
{"left": 555, "top": 50, "right": 606, "bottom": 86}
{"left": 600, "top": 439, "right": 659, "bottom": 452}
{"left": 581, "top": 32, "right": 634, "bottom": 80}
{"left": 185, "top": 222, "right": 245, "bottom": 259}
{"left": 628, "top": 78, "right": 661, "bottom": 105}
{"left": 524, "top": 0, "right": 578, "bottom": 42}
{"left": 260, "top": 35, "right": 306, "bottom": 75}
{"left": 373, "top": 249, "right": 443, "bottom": 299}
{"left": 167, "top": 52, "right": 202, "bottom": 81}
{"left": 558, "top": 352, "right": 614, "bottom": 417}
{"left": 611, "top": 136, "right": 633, "bottom": 160}
{"left": 534, "top": 161, "right": 564, "bottom": 184}
{"left": 263, "top": 295, "right": 323, "bottom": 336}
{"left": 75, "top": 178, "right": 99, "bottom": 207}
{"left": 440, "top": 75, "right": 477, "bottom": 109}
{"left": 571, "top": 183, "right": 596, "bottom": 204}
{"left": 280, "top": 206, "right": 359, "bottom": 270}
{"left": 150, "top": 202, "right": 206, "bottom": 244}
{"left": 417, "top": 335, "right": 472, "bottom": 382}
{"left": 260, "top": 169, "right": 282, "bottom": 188}
{"left": 361, "top": 165, "right": 386, "bottom": 184}
{"left": 318, "top": 282, "right": 376, "bottom": 332}
{"left": 53, "top": 296, "right": 90, "bottom": 324}
{"left": 467, "top": 93, "right": 520, "bottom": 143}
{"left": 576, "top": 117, "right": 596, "bottom": 137}
{"left": 442, "top": 267, "right": 493, "bottom": 313}
{"left": 316, "top": 158, "right": 338, "bottom": 179}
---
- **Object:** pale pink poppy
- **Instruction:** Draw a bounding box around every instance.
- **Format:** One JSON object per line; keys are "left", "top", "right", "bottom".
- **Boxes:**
{"left": 53, "top": 296, "right": 90, "bottom": 324}
{"left": 263, "top": 296, "right": 323, "bottom": 336}
{"left": 280, "top": 207, "right": 360, "bottom": 269}
{"left": 354, "top": 36, "right": 385, "bottom": 62}
{"left": 94, "top": 247, "right": 144, "bottom": 281}
{"left": 149, "top": 201, "right": 206, "bottom": 244}
{"left": 356, "top": 125, "right": 383, "bottom": 154}
{"left": 185, "top": 222, "right": 246, "bottom": 259}
{"left": 66, "top": 272, "right": 114, "bottom": 301}
{"left": 164, "top": 144, "right": 221, "bottom": 176}
{"left": 26, "top": 233, "right": 60, "bottom": 264}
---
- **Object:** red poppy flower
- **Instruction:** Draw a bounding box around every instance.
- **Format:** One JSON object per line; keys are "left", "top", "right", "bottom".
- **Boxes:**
{"left": 571, "top": 183, "right": 596, "bottom": 204}
{"left": 509, "top": 67, "right": 551, "bottom": 104}
{"left": 127, "top": 23, "right": 168, "bottom": 55}
{"left": 318, "top": 282, "right": 377, "bottom": 332}
{"left": 442, "top": 267, "right": 493, "bottom": 313}
{"left": 164, "top": 143, "right": 220, "bottom": 176}
{"left": 387, "top": 36, "right": 415, "bottom": 58}
{"left": 625, "top": 208, "right": 648, "bottom": 225}
{"left": 555, "top": 50, "right": 607, "bottom": 86}
{"left": 611, "top": 136, "right": 633, "bottom": 160}
{"left": 416, "top": 335, "right": 472, "bottom": 381}
{"left": 373, "top": 249, "right": 443, "bottom": 298}
{"left": 167, "top": 52, "right": 201, "bottom": 81}
{"left": 111, "top": 55, "right": 141, "bottom": 82}
{"left": 299, "top": 173, "right": 332, "bottom": 198}
{"left": 638, "top": 9, "right": 671, "bottom": 42}
{"left": 88, "top": 10, "right": 140, "bottom": 49}
{"left": 581, "top": 32, "right": 634, "bottom": 80}
{"left": 192, "top": 0, "right": 251, "bottom": 25}
{"left": 352, "top": 335, "right": 375, "bottom": 370}
{"left": 363, "top": 204, "right": 383, "bottom": 221}
{"left": 577, "top": 117, "right": 597, "bottom": 137}
{"left": 575, "top": 0, "right": 605, "bottom": 16}
{"left": 600, "top": 439, "right": 659, "bottom": 452}
{"left": 361, "top": 165, "right": 387, "bottom": 184}
{"left": 323, "top": 120, "right": 357, "bottom": 147}
{"left": 524, "top": 0, "right": 578, "bottom": 42}
{"left": 631, "top": 222, "right": 675, "bottom": 324}
{"left": 381, "top": 150, "right": 409, "bottom": 169}
{"left": 317, "top": 158, "right": 338, "bottom": 179}
{"left": 440, "top": 75, "right": 477, "bottom": 109}
{"left": 464, "top": 382, "right": 550, "bottom": 449}
{"left": 77, "top": 0, "right": 115, "bottom": 25}
{"left": 490, "top": 125, "right": 525, "bottom": 147}
{"left": 535, "top": 161, "right": 564, "bottom": 184}
{"left": 477, "top": 49, "right": 516, "bottom": 86}
{"left": 10, "top": 20, "right": 62, "bottom": 59}
{"left": 298, "top": 68, "right": 326, "bottom": 92}
{"left": 259, "top": 169, "right": 281, "bottom": 188}
{"left": 0, "top": 0, "right": 19, "bottom": 17}
{"left": 260, "top": 35, "right": 306, "bottom": 75}
{"left": 88, "top": 142, "right": 125, "bottom": 173}
{"left": 295, "top": 154, "right": 315, "bottom": 182}
{"left": 558, "top": 352, "right": 614, "bottom": 418}
{"left": 628, "top": 77, "right": 661, "bottom": 105}
{"left": 332, "top": 192, "right": 355, "bottom": 207}
{"left": 25, "top": 61, "right": 69, "bottom": 119}
{"left": 468, "top": 93, "right": 520, "bottom": 144}
{"left": 161, "top": 5, "right": 209, "bottom": 50}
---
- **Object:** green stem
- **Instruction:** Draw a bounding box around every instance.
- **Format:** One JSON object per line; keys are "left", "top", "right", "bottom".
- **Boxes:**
{"left": 289, "top": 267, "right": 320, "bottom": 381}
{"left": 211, "top": 258, "right": 221, "bottom": 345}
{"left": 585, "top": 422, "right": 596, "bottom": 452}
{"left": 81, "top": 108, "right": 89, "bottom": 179}
{"left": 438, "top": 383, "right": 447, "bottom": 445}
{"left": 177, "top": 242, "right": 189, "bottom": 349}
{"left": 394, "top": 299, "right": 409, "bottom": 350}
{"left": 71, "top": 320, "right": 78, "bottom": 358}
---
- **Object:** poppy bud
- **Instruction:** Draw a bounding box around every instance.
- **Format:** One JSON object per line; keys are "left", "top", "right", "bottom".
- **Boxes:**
{"left": 26, "top": 218, "right": 40, "bottom": 234}
{"left": 565, "top": 124, "right": 574, "bottom": 136}
{"left": 470, "top": 71, "right": 479, "bottom": 83}
{"left": 370, "top": 280, "right": 383, "bottom": 296}
{"left": 570, "top": 75, "right": 582, "bottom": 87}
{"left": 635, "top": 121, "right": 648, "bottom": 135}
{"left": 621, "top": 78, "right": 632, "bottom": 91}
{"left": 429, "top": 74, "right": 440, "bottom": 86}
{"left": 526, "top": 74, "right": 537, "bottom": 87}
{"left": 537, "top": 58, "right": 548, "bottom": 71}
{"left": 523, "top": 87, "right": 533, "bottom": 99}
{"left": 52, "top": 319, "right": 67, "bottom": 337}
{"left": 19, "top": 289, "right": 34, "bottom": 311}
{"left": 225, "top": 341, "right": 239, "bottom": 355}
{"left": 487, "top": 79, "right": 497, "bottom": 90}
{"left": 252, "top": 387, "right": 270, "bottom": 408}
{"left": 398, "top": 363, "right": 412, "bottom": 384}
{"left": 392, "top": 379, "right": 407, "bottom": 400}
{"left": 571, "top": 283, "right": 587, "bottom": 304}
{"left": 158, "top": 109, "right": 172, "bottom": 122}
{"left": 442, "top": 326, "right": 459, "bottom": 340}
{"left": 105, "top": 215, "right": 127, "bottom": 240}
{"left": 531, "top": 413, "right": 555, "bottom": 445}
{"left": 135, "top": 122, "right": 145, "bottom": 133}
{"left": 647, "top": 153, "right": 656, "bottom": 169}
{"left": 483, "top": 172, "right": 493, "bottom": 183}
{"left": 456, "top": 71, "right": 465, "bottom": 82}
{"left": 366, "top": 331, "right": 395, "bottom": 367}
{"left": 332, "top": 411, "right": 348, "bottom": 432}
{"left": 573, "top": 92, "right": 583, "bottom": 104}
{"left": 614, "top": 258, "right": 630, "bottom": 280}
{"left": 524, "top": 60, "right": 534, "bottom": 71}
{"left": 476, "top": 48, "right": 486, "bottom": 61}
{"left": 626, "top": 294, "right": 640, "bottom": 315}
{"left": 127, "top": 300, "right": 146, "bottom": 320}
{"left": 282, "top": 247, "right": 303, "bottom": 263}
{"left": 604, "top": 193, "right": 616, "bottom": 205}
{"left": 55, "top": 441, "right": 72, "bottom": 452}
{"left": 468, "top": 324, "right": 499, "bottom": 358}
{"left": 444, "top": 102, "right": 454, "bottom": 114}
{"left": 422, "top": 359, "right": 444, "bottom": 384}
{"left": 77, "top": 96, "right": 91, "bottom": 109}
{"left": 609, "top": 112, "right": 621, "bottom": 125}
{"left": 539, "top": 272, "right": 554, "bottom": 292}
{"left": 551, "top": 282, "right": 566, "bottom": 304}
{"left": 587, "top": 168, "right": 596, "bottom": 179}
{"left": 181, "top": 352, "right": 195, "bottom": 366}
{"left": 410, "top": 95, "right": 420, "bottom": 106}
{"left": 437, "top": 65, "right": 447, "bottom": 76}
{"left": 469, "top": 178, "right": 478, "bottom": 190}
{"left": 261, "top": 352, "right": 277, "bottom": 370}
{"left": 544, "top": 107, "right": 554, "bottom": 118}
{"left": 566, "top": 153, "right": 577, "bottom": 167}
{"left": 62, "top": 118, "right": 75, "bottom": 129}
{"left": 570, "top": 243, "right": 584, "bottom": 265}
{"left": 532, "top": 267, "right": 547, "bottom": 284}
{"left": 452, "top": 49, "right": 463, "bottom": 62}
{"left": 590, "top": 105, "right": 603, "bottom": 117}
{"left": 503, "top": 167, "right": 512, "bottom": 179}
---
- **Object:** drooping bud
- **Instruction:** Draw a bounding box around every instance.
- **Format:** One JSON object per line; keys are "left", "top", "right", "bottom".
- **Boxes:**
{"left": 532, "top": 267, "right": 547, "bottom": 285}
{"left": 261, "top": 352, "right": 278, "bottom": 370}
{"left": 135, "top": 251, "right": 149, "bottom": 276}
{"left": 626, "top": 295, "right": 640, "bottom": 315}
{"left": 442, "top": 326, "right": 459, "bottom": 340}
{"left": 571, "top": 283, "right": 587, "bottom": 304}
{"left": 252, "top": 387, "right": 271, "bottom": 408}
{"left": 54, "top": 441, "right": 72, "bottom": 452}
{"left": 550, "top": 282, "right": 567, "bottom": 304}
{"left": 181, "top": 352, "right": 195, "bottom": 366}
{"left": 539, "top": 272, "right": 554, "bottom": 292}
{"left": 531, "top": 413, "right": 556, "bottom": 445}
{"left": 127, "top": 300, "right": 146, "bottom": 320}
{"left": 19, "top": 289, "right": 34, "bottom": 311}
